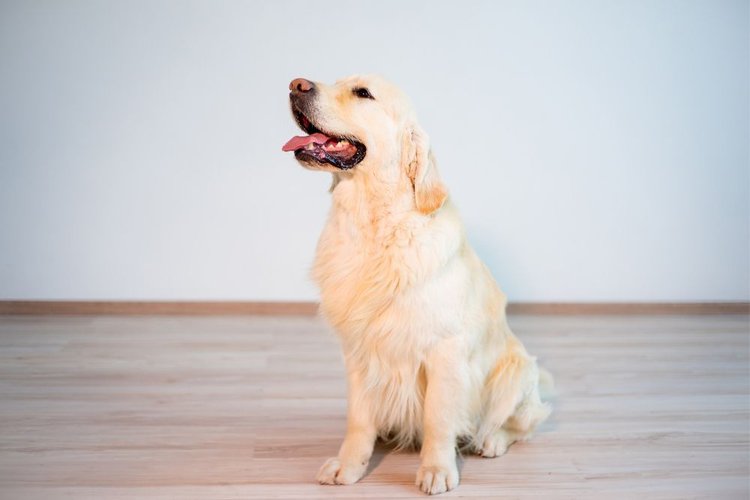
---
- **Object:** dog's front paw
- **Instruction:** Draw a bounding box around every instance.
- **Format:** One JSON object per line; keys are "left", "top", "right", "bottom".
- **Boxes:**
{"left": 415, "top": 463, "right": 459, "bottom": 495}
{"left": 316, "top": 456, "right": 367, "bottom": 485}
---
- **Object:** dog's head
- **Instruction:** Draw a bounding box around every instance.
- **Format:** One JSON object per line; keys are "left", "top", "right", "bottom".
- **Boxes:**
{"left": 282, "top": 75, "right": 447, "bottom": 214}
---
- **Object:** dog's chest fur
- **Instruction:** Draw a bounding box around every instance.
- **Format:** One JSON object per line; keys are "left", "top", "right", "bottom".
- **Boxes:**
{"left": 312, "top": 180, "right": 462, "bottom": 340}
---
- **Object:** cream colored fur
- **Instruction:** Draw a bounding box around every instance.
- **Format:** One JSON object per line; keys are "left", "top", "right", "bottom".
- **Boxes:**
{"left": 289, "top": 75, "right": 551, "bottom": 495}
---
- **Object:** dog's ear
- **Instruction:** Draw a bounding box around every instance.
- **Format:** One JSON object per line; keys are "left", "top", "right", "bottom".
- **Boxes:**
{"left": 402, "top": 125, "right": 447, "bottom": 215}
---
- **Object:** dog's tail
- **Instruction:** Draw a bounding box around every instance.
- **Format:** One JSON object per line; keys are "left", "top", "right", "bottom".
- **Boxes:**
{"left": 538, "top": 367, "right": 555, "bottom": 399}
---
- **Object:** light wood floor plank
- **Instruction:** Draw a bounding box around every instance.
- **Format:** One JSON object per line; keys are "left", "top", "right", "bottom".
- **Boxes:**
{"left": 0, "top": 314, "right": 747, "bottom": 499}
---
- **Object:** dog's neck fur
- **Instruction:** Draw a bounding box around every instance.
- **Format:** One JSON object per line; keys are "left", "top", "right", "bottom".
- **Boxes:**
{"left": 330, "top": 160, "right": 419, "bottom": 236}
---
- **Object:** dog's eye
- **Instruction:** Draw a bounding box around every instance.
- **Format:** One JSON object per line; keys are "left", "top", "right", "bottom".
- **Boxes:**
{"left": 353, "top": 87, "right": 374, "bottom": 100}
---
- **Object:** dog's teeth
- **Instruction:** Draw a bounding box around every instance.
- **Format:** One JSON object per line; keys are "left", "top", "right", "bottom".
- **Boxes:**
{"left": 305, "top": 143, "right": 315, "bottom": 150}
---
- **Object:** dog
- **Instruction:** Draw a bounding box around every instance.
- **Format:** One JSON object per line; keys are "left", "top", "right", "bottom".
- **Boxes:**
{"left": 282, "top": 75, "right": 552, "bottom": 495}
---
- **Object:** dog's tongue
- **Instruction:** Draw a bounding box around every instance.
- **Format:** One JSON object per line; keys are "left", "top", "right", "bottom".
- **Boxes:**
{"left": 282, "top": 133, "right": 330, "bottom": 152}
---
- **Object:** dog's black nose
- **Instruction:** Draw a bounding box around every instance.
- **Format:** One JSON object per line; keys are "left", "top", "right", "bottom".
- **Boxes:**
{"left": 289, "top": 78, "right": 314, "bottom": 94}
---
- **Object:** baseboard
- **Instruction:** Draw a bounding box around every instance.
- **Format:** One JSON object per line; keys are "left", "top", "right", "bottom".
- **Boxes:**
{"left": 0, "top": 301, "right": 318, "bottom": 316}
{"left": 507, "top": 302, "right": 750, "bottom": 315}
{"left": 0, "top": 301, "right": 747, "bottom": 316}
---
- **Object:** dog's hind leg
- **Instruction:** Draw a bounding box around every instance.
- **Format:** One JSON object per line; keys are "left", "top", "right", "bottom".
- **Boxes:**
{"left": 474, "top": 340, "right": 551, "bottom": 458}
{"left": 483, "top": 381, "right": 551, "bottom": 457}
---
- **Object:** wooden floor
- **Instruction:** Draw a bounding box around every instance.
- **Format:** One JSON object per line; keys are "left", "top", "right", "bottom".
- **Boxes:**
{"left": 0, "top": 314, "right": 748, "bottom": 499}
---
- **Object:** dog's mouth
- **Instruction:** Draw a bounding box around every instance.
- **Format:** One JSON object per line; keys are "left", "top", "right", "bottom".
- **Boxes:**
{"left": 282, "top": 108, "right": 366, "bottom": 170}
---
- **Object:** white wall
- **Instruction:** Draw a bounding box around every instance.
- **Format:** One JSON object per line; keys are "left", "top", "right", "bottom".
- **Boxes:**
{"left": 0, "top": 0, "right": 747, "bottom": 302}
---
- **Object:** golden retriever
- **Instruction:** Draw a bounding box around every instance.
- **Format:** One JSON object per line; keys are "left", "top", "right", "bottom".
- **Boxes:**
{"left": 282, "top": 75, "right": 552, "bottom": 495}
